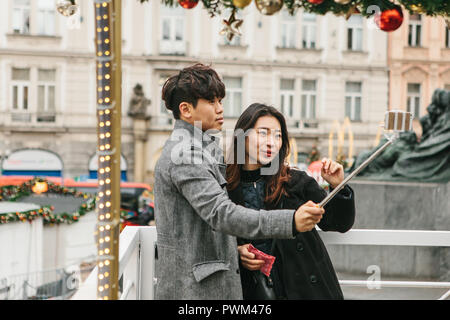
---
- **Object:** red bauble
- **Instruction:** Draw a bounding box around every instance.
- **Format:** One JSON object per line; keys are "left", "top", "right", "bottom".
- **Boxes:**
{"left": 374, "top": 6, "right": 404, "bottom": 32}
{"left": 178, "top": 0, "right": 199, "bottom": 9}
{"left": 307, "top": 0, "right": 325, "bottom": 3}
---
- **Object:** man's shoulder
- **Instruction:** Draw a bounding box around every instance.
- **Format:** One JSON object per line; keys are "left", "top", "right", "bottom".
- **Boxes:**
{"left": 156, "top": 136, "right": 216, "bottom": 173}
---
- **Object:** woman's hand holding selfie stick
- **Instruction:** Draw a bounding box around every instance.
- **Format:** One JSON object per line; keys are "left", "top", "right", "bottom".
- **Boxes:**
{"left": 318, "top": 110, "right": 413, "bottom": 208}
{"left": 295, "top": 110, "right": 413, "bottom": 231}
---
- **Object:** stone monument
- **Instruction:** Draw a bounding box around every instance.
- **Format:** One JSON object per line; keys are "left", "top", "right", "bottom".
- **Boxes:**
{"left": 127, "top": 84, "right": 151, "bottom": 120}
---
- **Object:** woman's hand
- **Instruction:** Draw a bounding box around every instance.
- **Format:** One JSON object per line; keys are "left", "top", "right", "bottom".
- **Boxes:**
{"left": 237, "top": 244, "right": 265, "bottom": 271}
{"left": 321, "top": 157, "right": 344, "bottom": 189}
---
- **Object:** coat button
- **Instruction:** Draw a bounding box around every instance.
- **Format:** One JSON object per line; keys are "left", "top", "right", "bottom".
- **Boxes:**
{"left": 296, "top": 242, "right": 304, "bottom": 252}
{"left": 310, "top": 275, "right": 318, "bottom": 284}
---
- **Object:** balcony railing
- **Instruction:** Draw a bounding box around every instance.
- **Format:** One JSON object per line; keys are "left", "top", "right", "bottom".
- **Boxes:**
{"left": 73, "top": 226, "right": 450, "bottom": 300}
{"left": 5, "top": 111, "right": 58, "bottom": 125}
{"left": 319, "top": 229, "right": 450, "bottom": 300}
{"left": 286, "top": 119, "right": 319, "bottom": 131}
{"left": 159, "top": 40, "right": 187, "bottom": 56}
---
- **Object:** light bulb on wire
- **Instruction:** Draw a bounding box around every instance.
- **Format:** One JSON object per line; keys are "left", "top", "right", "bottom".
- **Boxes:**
{"left": 56, "top": 0, "right": 79, "bottom": 17}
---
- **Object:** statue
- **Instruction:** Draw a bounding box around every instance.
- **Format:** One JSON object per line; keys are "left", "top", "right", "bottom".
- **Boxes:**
{"left": 349, "top": 88, "right": 450, "bottom": 183}
{"left": 128, "top": 84, "right": 151, "bottom": 119}
{"left": 307, "top": 144, "right": 320, "bottom": 164}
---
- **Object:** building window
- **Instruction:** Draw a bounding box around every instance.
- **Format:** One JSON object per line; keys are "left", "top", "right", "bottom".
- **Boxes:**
{"left": 11, "top": 68, "right": 30, "bottom": 111}
{"left": 159, "top": 75, "right": 170, "bottom": 115}
{"left": 162, "top": 16, "right": 183, "bottom": 42}
{"left": 345, "top": 81, "right": 362, "bottom": 121}
{"left": 223, "top": 77, "right": 242, "bottom": 118}
{"left": 280, "top": 10, "right": 296, "bottom": 49}
{"left": 160, "top": 6, "right": 185, "bottom": 55}
{"left": 347, "top": 14, "right": 363, "bottom": 51}
{"left": 37, "top": 69, "right": 56, "bottom": 121}
{"left": 223, "top": 33, "right": 241, "bottom": 46}
{"left": 12, "top": 0, "right": 30, "bottom": 34}
{"left": 408, "top": 14, "right": 422, "bottom": 47}
{"left": 446, "top": 26, "right": 450, "bottom": 49}
{"left": 280, "top": 79, "right": 294, "bottom": 118}
{"left": 37, "top": 0, "right": 55, "bottom": 36}
{"left": 301, "top": 80, "right": 317, "bottom": 120}
{"left": 302, "top": 12, "right": 316, "bottom": 49}
{"left": 407, "top": 83, "right": 421, "bottom": 117}
{"left": 157, "top": 75, "right": 173, "bottom": 125}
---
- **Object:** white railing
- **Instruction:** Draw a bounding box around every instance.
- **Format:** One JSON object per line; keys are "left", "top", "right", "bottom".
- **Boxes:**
{"left": 72, "top": 226, "right": 157, "bottom": 300}
{"left": 117, "top": 226, "right": 157, "bottom": 300}
{"left": 5, "top": 111, "right": 60, "bottom": 125}
{"left": 74, "top": 227, "right": 450, "bottom": 300}
{"left": 318, "top": 228, "right": 450, "bottom": 300}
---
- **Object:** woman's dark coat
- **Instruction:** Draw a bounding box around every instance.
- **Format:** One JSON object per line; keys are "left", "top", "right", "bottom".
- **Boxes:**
{"left": 228, "top": 168, "right": 355, "bottom": 300}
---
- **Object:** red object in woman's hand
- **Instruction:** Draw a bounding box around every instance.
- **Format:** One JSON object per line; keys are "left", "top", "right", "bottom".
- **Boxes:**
{"left": 247, "top": 244, "right": 276, "bottom": 277}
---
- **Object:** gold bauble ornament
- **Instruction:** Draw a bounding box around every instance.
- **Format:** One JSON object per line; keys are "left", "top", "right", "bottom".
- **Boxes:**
{"left": 255, "top": 0, "right": 283, "bottom": 16}
{"left": 32, "top": 181, "right": 48, "bottom": 194}
{"left": 334, "top": 0, "right": 351, "bottom": 4}
{"left": 233, "top": 0, "right": 252, "bottom": 9}
{"left": 56, "top": 0, "right": 79, "bottom": 17}
{"left": 410, "top": 4, "right": 426, "bottom": 14}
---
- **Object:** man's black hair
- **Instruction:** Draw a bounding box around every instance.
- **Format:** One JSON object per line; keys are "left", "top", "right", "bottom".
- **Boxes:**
{"left": 161, "top": 63, "right": 226, "bottom": 119}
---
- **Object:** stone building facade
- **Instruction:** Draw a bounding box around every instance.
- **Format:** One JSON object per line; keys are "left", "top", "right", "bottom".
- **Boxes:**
{"left": 0, "top": 0, "right": 415, "bottom": 185}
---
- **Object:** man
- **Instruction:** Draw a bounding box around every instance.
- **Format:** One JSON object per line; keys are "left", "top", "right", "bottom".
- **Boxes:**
{"left": 154, "top": 63, "right": 325, "bottom": 299}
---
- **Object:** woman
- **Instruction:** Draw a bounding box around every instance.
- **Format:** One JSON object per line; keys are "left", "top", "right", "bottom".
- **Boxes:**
{"left": 226, "top": 103, "right": 355, "bottom": 300}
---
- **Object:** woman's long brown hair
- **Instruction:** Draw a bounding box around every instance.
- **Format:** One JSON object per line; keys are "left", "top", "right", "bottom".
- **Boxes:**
{"left": 226, "top": 103, "right": 291, "bottom": 208}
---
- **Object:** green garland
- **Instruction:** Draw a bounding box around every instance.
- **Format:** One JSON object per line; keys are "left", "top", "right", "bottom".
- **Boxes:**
{"left": 139, "top": 0, "right": 449, "bottom": 17}
{"left": 0, "top": 206, "right": 52, "bottom": 224}
{"left": 0, "top": 178, "right": 96, "bottom": 226}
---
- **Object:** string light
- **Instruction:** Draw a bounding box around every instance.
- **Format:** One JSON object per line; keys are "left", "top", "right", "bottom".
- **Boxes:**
{"left": 94, "top": 0, "right": 120, "bottom": 301}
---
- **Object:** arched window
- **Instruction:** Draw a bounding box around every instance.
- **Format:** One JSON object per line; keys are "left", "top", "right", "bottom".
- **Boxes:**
{"left": 1, "top": 149, "right": 63, "bottom": 177}
{"left": 88, "top": 154, "right": 128, "bottom": 181}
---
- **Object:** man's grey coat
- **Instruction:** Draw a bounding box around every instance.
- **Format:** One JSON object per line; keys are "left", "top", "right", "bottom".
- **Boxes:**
{"left": 154, "top": 120, "right": 296, "bottom": 300}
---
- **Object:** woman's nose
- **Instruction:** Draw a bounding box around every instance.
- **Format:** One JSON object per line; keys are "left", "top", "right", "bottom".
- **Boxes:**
{"left": 266, "top": 135, "right": 275, "bottom": 147}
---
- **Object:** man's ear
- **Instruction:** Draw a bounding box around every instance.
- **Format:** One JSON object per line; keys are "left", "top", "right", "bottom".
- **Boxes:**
{"left": 179, "top": 102, "right": 193, "bottom": 119}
